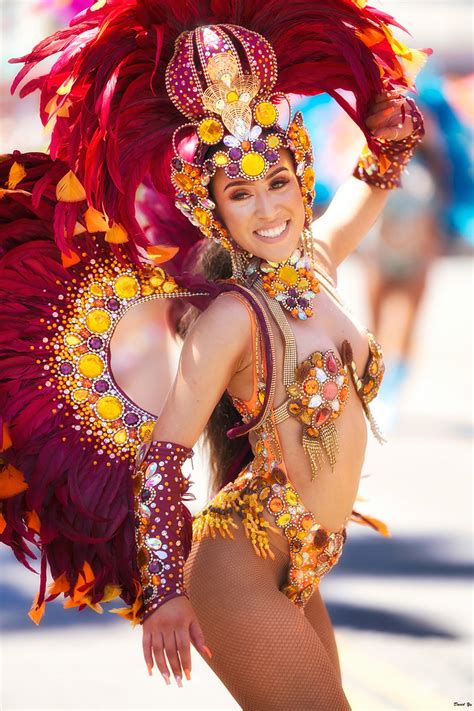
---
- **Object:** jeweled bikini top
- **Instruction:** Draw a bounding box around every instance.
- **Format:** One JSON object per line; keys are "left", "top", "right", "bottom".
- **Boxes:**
{"left": 230, "top": 269, "right": 386, "bottom": 480}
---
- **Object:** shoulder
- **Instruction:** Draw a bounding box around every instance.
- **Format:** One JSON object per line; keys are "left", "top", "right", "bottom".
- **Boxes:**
{"left": 181, "top": 290, "right": 252, "bottom": 368}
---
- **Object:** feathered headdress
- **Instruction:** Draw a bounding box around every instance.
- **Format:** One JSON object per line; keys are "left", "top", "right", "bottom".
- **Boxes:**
{"left": 10, "top": 0, "right": 429, "bottom": 266}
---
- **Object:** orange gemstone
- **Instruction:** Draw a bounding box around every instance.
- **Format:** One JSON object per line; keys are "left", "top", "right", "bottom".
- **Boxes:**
{"left": 303, "top": 379, "right": 318, "bottom": 395}
{"left": 269, "top": 497, "right": 284, "bottom": 513}
{"left": 193, "top": 208, "right": 211, "bottom": 227}
{"left": 175, "top": 173, "right": 194, "bottom": 192}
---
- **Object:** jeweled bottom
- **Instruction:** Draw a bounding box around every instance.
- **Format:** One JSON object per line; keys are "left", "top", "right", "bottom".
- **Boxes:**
{"left": 192, "top": 462, "right": 347, "bottom": 609}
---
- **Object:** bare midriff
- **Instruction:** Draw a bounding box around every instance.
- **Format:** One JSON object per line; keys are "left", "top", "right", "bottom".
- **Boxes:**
{"left": 232, "top": 286, "right": 372, "bottom": 535}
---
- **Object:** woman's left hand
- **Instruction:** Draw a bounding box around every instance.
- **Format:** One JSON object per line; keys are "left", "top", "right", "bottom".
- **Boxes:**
{"left": 364, "top": 91, "right": 417, "bottom": 142}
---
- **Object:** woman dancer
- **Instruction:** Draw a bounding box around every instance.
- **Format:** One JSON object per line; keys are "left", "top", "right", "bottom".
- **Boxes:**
{"left": 0, "top": 2, "right": 428, "bottom": 709}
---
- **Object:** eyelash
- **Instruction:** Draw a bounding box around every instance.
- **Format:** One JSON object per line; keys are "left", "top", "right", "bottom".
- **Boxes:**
{"left": 231, "top": 179, "right": 289, "bottom": 201}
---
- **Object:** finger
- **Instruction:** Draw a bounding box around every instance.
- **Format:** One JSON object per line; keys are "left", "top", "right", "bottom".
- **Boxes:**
{"left": 164, "top": 632, "right": 183, "bottom": 687}
{"left": 371, "top": 90, "right": 402, "bottom": 105}
{"left": 372, "top": 125, "right": 406, "bottom": 140}
{"left": 368, "top": 97, "right": 404, "bottom": 114}
{"left": 152, "top": 633, "right": 171, "bottom": 686}
{"left": 142, "top": 632, "right": 154, "bottom": 676}
{"left": 189, "top": 618, "right": 213, "bottom": 660}
{"left": 175, "top": 629, "right": 192, "bottom": 681}
{"left": 366, "top": 108, "right": 403, "bottom": 130}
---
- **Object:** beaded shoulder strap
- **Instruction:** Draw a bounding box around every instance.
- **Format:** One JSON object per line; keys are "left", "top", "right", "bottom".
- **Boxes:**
{"left": 253, "top": 277, "right": 351, "bottom": 480}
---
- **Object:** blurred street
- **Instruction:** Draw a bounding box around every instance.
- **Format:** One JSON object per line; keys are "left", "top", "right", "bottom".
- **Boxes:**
{"left": 1, "top": 255, "right": 472, "bottom": 711}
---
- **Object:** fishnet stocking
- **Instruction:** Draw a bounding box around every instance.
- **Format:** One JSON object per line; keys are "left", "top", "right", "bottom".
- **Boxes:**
{"left": 185, "top": 513, "right": 351, "bottom": 710}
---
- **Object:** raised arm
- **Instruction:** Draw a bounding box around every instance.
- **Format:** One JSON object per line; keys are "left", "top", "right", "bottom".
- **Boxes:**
{"left": 313, "top": 92, "right": 424, "bottom": 272}
{"left": 135, "top": 293, "right": 252, "bottom": 685}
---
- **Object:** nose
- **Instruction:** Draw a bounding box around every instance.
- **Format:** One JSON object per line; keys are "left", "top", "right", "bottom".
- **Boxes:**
{"left": 254, "top": 190, "right": 279, "bottom": 223}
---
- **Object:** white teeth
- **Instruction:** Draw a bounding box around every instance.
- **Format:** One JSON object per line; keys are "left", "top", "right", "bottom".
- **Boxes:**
{"left": 255, "top": 221, "right": 287, "bottom": 238}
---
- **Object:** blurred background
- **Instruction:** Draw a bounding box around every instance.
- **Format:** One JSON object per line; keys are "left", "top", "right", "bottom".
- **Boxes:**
{"left": 1, "top": 1, "right": 473, "bottom": 710}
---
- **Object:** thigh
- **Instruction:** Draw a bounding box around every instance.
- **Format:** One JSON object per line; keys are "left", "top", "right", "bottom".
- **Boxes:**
{"left": 185, "top": 517, "right": 351, "bottom": 711}
{"left": 304, "top": 587, "right": 342, "bottom": 682}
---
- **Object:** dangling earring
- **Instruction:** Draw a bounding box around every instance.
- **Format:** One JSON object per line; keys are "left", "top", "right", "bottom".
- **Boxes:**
{"left": 301, "top": 226, "right": 315, "bottom": 264}
{"left": 230, "top": 247, "right": 251, "bottom": 281}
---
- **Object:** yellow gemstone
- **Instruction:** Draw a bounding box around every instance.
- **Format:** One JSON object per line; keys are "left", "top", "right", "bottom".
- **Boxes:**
{"left": 254, "top": 102, "right": 277, "bottom": 127}
{"left": 278, "top": 265, "right": 298, "bottom": 286}
{"left": 64, "top": 333, "right": 82, "bottom": 347}
{"left": 114, "top": 275, "right": 139, "bottom": 299}
{"left": 96, "top": 395, "right": 123, "bottom": 421}
{"left": 198, "top": 118, "right": 223, "bottom": 144}
{"left": 113, "top": 428, "right": 128, "bottom": 445}
{"left": 214, "top": 152, "right": 229, "bottom": 167}
{"left": 174, "top": 173, "right": 194, "bottom": 192}
{"left": 162, "top": 280, "right": 177, "bottom": 294}
{"left": 86, "top": 309, "right": 111, "bottom": 334}
{"left": 78, "top": 353, "right": 104, "bottom": 378}
{"left": 139, "top": 421, "right": 155, "bottom": 441}
{"left": 241, "top": 152, "right": 265, "bottom": 177}
{"left": 302, "top": 166, "right": 315, "bottom": 190}
{"left": 298, "top": 278, "right": 309, "bottom": 290}
{"left": 225, "top": 90, "right": 239, "bottom": 103}
{"left": 285, "top": 490, "right": 298, "bottom": 506}
{"left": 149, "top": 274, "right": 165, "bottom": 288}
{"left": 72, "top": 388, "right": 89, "bottom": 403}
{"left": 287, "top": 384, "right": 302, "bottom": 398}
{"left": 276, "top": 512, "right": 291, "bottom": 527}
{"left": 90, "top": 283, "right": 103, "bottom": 297}
{"left": 193, "top": 208, "right": 211, "bottom": 227}
{"left": 267, "top": 134, "right": 280, "bottom": 149}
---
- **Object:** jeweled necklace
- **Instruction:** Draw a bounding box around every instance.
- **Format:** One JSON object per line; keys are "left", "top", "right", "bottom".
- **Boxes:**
{"left": 244, "top": 248, "right": 320, "bottom": 320}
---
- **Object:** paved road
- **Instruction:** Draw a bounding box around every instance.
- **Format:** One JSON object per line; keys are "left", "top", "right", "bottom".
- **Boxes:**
{"left": 1, "top": 256, "right": 472, "bottom": 711}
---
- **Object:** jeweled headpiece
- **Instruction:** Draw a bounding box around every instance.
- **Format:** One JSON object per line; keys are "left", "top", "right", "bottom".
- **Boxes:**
{"left": 166, "top": 25, "right": 316, "bottom": 250}
{"left": 9, "top": 0, "right": 430, "bottom": 266}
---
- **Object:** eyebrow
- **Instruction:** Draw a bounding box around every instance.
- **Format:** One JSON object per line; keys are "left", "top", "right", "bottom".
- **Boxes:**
{"left": 223, "top": 166, "right": 289, "bottom": 192}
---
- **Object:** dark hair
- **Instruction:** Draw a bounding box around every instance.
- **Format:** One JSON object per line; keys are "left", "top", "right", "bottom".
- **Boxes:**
{"left": 176, "top": 241, "right": 252, "bottom": 498}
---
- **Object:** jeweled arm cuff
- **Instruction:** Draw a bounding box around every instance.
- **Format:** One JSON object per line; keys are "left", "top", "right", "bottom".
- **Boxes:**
{"left": 132, "top": 439, "right": 195, "bottom": 622}
{"left": 353, "top": 97, "right": 425, "bottom": 190}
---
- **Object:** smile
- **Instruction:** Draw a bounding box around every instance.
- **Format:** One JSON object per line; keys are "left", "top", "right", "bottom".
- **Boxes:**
{"left": 254, "top": 220, "right": 289, "bottom": 240}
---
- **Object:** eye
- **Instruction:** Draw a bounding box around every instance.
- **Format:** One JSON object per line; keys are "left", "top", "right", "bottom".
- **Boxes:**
{"left": 231, "top": 190, "right": 249, "bottom": 201}
{"left": 271, "top": 179, "right": 289, "bottom": 190}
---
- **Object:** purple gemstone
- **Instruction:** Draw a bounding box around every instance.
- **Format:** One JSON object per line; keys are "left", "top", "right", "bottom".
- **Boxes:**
{"left": 265, "top": 150, "right": 279, "bottom": 163}
{"left": 253, "top": 140, "right": 266, "bottom": 153}
{"left": 60, "top": 362, "right": 73, "bottom": 375}
{"left": 298, "top": 298, "right": 309, "bottom": 308}
{"left": 94, "top": 379, "right": 109, "bottom": 393}
{"left": 288, "top": 288, "right": 299, "bottom": 297}
{"left": 189, "top": 193, "right": 199, "bottom": 206}
{"left": 229, "top": 147, "right": 242, "bottom": 160}
{"left": 107, "top": 298, "right": 120, "bottom": 311}
{"left": 89, "top": 337, "right": 103, "bottom": 350}
{"left": 204, "top": 160, "right": 216, "bottom": 176}
{"left": 226, "top": 163, "right": 240, "bottom": 177}
{"left": 287, "top": 298, "right": 297, "bottom": 308}
{"left": 149, "top": 560, "right": 163, "bottom": 574}
{"left": 171, "top": 158, "right": 183, "bottom": 171}
{"left": 124, "top": 412, "right": 139, "bottom": 425}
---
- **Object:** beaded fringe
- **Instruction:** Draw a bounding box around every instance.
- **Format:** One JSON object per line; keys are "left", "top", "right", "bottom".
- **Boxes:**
{"left": 363, "top": 403, "right": 387, "bottom": 444}
{"left": 302, "top": 421, "right": 339, "bottom": 481}
{"left": 193, "top": 487, "right": 277, "bottom": 560}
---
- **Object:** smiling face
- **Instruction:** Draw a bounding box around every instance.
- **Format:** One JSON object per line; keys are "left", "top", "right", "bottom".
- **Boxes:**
{"left": 210, "top": 149, "right": 306, "bottom": 262}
